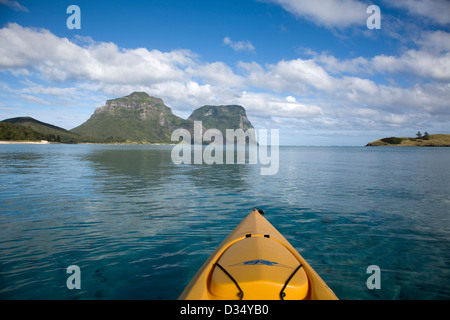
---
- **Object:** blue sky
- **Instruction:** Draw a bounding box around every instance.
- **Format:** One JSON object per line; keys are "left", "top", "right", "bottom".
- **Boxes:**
{"left": 0, "top": 0, "right": 449, "bottom": 145}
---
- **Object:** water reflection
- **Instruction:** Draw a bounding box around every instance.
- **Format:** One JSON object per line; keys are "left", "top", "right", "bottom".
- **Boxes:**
{"left": 84, "top": 145, "right": 256, "bottom": 195}
{"left": 2, "top": 145, "right": 449, "bottom": 299}
{"left": 84, "top": 146, "right": 173, "bottom": 187}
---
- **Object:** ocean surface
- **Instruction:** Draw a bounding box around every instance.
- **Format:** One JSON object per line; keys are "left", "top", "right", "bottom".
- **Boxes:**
{"left": 0, "top": 144, "right": 449, "bottom": 300}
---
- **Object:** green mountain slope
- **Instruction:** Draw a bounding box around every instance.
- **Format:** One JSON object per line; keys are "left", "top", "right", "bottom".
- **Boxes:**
{"left": 71, "top": 92, "right": 192, "bottom": 143}
{"left": 1, "top": 117, "right": 81, "bottom": 143}
{"left": 1, "top": 93, "right": 256, "bottom": 144}
{"left": 187, "top": 104, "right": 256, "bottom": 145}
{"left": 188, "top": 105, "right": 254, "bottom": 134}
{"left": 0, "top": 121, "right": 41, "bottom": 141}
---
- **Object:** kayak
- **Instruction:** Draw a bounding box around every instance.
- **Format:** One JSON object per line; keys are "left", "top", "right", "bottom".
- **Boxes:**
{"left": 179, "top": 208, "right": 338, "bottom": 300}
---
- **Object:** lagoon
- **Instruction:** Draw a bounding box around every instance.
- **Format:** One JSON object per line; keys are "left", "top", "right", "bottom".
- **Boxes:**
{"left": 0, "top": 144, "right": 449, "bottom": 299}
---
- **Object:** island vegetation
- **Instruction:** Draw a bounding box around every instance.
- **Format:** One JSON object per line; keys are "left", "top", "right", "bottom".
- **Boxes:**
{"left": 367, "top": 132, "right": 450, "bottom": 147}
{"left": 0, "top": 92, "right": 255, "bottom": 144}
{"left": 0, "top": 117, "right": 80, "bottom": 143}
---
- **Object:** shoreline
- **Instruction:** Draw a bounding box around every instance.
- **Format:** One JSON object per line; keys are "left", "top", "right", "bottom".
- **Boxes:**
{"left": 366, "top": 144, "right": 450, "bottom": 147}
{"left": 0, "top": 140, "right": 50, "bottom": 145}
{"left": 0, "top": 140, "right": 177, "bottom": 146}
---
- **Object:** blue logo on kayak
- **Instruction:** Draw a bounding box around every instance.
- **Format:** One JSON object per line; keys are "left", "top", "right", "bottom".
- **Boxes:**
{"left": 244, "top": 259, "right": 278, "bottom": 266}
{"left": 231, "top": 259, "right": 292, "bottom": 268}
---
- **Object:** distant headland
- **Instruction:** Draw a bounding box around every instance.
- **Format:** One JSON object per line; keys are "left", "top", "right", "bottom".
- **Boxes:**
{"left": 367, "top": 132, "right": 450, "bottom": 147}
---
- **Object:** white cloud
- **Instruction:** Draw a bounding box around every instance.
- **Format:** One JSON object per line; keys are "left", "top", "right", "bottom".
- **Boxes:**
{"left": 415, "top": 30, "right": 450, "bottom": 53}
{"left": 371, "top": 50, "right": 450, "bottom": 82}
{"left": 272, "top": 58, "right": 336, "bottom": 91}
{"left": 315, "top": 54, "right": 369, "bottom": 75}
{"left": 237, "top": 91, "right": 323, "bottom": 119}
{"left": 19, "top": 80, "right": 79, "bottom": 97}
{"left": 386, "top": 0, "right": 450, "bottom": 25}
{"left": 286, "top": 96, "right": 296, "bottom": 103}
{"left": 223, "top": 37, "right": 255, "bottom": 53}
{"left": 0, "top": 0, "right": 28, "bottom": 12}
{"left": 186, "top": 62, "right": 244, "bottom": 87}
{"left": 271, "top": 0, "right": 450, "bottom": 29}
{"left": 312, "top": 32, "right": 450, "bottom": 83}
{"left": 0, "top": 23, "right": 195, "bottom": 84}
{"left": 149, "top": 81, "right": 229, "bottom": 111}
{"left": 18, "top": 94, "right": 52, "bottom": 105}
{"left": 0, "top": 22, "right": 449, "bottom": 140}
{"left": 238, "top": 59, "right": 336, "bottom": 95}
{"left": 234, "top": 54, "right": 450, "bottom": 130}
{"left": 239, "top": 58, "right": 380, "bottom": 99}
{"left": 268, "top": 0, "right": 368, "bottom": 28}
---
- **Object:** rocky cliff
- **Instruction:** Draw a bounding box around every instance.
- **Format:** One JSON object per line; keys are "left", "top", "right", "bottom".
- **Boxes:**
{"left": 71, "top": 92, "right": 192, "bottom": 143}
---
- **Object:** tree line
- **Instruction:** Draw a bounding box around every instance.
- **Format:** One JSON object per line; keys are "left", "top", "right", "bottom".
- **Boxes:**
{"left": 0, "top": 122, "right": 61, "bottom": 142}
{"left": 416, "top": 131, "right": 430, "bottom": 140}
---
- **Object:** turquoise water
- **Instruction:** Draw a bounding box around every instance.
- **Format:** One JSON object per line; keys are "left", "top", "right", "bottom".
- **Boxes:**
{"left": 0, "top": 144, "right": 449, "bottom": 300}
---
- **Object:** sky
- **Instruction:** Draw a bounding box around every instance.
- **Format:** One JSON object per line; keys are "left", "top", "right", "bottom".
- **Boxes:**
{"left": 0, "top": 0, "right": 449, "bottom": 145}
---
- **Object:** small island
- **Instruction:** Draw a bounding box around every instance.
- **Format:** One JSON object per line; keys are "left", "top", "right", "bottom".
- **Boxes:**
{"left": 367, "top": 132, "right": 450, "bottom": 147}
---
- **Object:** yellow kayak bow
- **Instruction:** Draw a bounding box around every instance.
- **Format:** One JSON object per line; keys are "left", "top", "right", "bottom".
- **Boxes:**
{"left": 179, "top": 208, "right": 338, "bottom": 300}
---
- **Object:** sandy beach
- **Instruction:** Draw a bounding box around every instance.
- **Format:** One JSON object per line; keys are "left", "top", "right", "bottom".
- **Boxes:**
{"left": 0, "top": 140, "right": 49, "bottom": 145}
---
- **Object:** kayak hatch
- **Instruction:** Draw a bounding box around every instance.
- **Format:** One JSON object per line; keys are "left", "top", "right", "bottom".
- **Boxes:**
{"left": 179, "top": 208, "right": 338, "bottom": 300}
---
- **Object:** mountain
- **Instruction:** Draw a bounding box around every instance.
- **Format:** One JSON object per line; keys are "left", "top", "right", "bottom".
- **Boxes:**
{"left": 188, "top": 105, "right": 254, "bottom": 133}
{"left": 71, "top": 92, "right": 193, "bottom": 143}
{"left": 187, "top": 105, "right": 255, "bottom": 144}
{"left": 0, "top": 121, "right": 42, "bottom": 142}
{"left": 1, "top": 117, "right": 81, "bottom": 143}
{"left": 366, "top": 134, "right": 450, "bottom": 146}
{"left": 1, "top": 92, "right": 256, "bottom": 144}
{"left": 71, "top": 93, "right": 256, "bottom": 144}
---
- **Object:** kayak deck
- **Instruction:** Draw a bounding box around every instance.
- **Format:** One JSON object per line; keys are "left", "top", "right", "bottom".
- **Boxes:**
{"left": 179, "top": 209, "right": 338, "bottom": 300}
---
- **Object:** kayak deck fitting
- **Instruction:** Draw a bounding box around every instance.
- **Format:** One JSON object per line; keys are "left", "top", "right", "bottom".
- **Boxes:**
{"left": 179, "top": 208, "right": 338, "bottom": 300}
